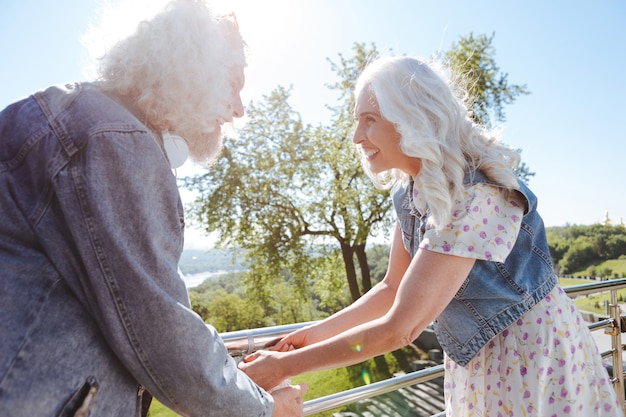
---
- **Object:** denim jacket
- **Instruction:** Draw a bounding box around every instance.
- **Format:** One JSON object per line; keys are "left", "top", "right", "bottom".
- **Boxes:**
{"left": 0, "top": 83, "right": 272, "bottom": 417}
{"left": 393, "top": 170, "right": 557, "bottom": 366}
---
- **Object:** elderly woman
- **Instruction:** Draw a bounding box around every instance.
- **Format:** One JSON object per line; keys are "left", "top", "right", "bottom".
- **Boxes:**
{"left": 0, "top": 1, "right": 305, "bottom": 416}
{"left": 239, "top": 56, "right": 622, "bottom": 417}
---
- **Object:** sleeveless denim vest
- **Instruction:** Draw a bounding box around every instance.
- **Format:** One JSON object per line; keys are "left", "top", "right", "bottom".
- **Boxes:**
{"left": 392, "top": 170, "right": 557, "bottom": 366}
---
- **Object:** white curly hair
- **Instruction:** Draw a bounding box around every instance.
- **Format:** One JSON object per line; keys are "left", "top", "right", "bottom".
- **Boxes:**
{"left": 97, "top": 0, "right": 246, "bottom": 163}
{"left": 354, "top": 55, "right": 521, "bottom": 228}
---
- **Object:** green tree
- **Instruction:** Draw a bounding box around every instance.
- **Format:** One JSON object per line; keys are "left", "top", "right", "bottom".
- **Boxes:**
{"left": 546, "top": 224, "right": 626, "bottom": 275}
{"left": 560, "top": 238, "right": 596, "bottom": 274}
{"left": 516, "top": 161, "right": 535, "bottom": 185}
{"left": 184, "top": 43, "right": 391, "bottom": 303}
{"left": 445, "top": 32, "right": 529, "bottom": 128}
{"left": 184, "top": 36, "right": 532, "bottom": 304}
{"left": 205, "top": 290, "right": 266, "bottom": 332}
{"left": 189, "top": 291, "right": 212, "bottom": 322}
{"left": 445, "top": 32, "right": 533, "bottom": 184}
{"left": 607, "top": 235, "right": 626, "bottom": 259}
{"left": 309, "top": 249, "right": 351, "bottom": 315}
{"left": 363, "top": 244, "right": 391, "bottom": 285}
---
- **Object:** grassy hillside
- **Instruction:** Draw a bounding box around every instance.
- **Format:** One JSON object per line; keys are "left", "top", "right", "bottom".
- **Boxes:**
{"left": 571, "top": 259, "right": 626, "bottom": 278}
{"left": 560, "top": 276, "right": 626, "bottom": 315}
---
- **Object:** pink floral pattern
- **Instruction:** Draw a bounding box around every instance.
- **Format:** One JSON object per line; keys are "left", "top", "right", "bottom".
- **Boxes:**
{"left": 444, "top": 286, "right": 623, "bottom": 416}
{"left": 412, "top": 184, "right": 623, "bottom": 415}
{"left": 414, "top": 183, "right": 523, "bottom": 263}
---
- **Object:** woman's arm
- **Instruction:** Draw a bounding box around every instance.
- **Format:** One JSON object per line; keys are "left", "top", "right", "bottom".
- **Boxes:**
{"left": 240, "top": 237, "right": 475, "bottom": 391}
{"left": 272, "top": 222, "right": 412, "bottom": 350}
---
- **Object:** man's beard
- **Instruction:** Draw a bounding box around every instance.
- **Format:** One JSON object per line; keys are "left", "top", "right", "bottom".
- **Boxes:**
{"left": 185, "top": 126, "right": 224, "bottom": 165}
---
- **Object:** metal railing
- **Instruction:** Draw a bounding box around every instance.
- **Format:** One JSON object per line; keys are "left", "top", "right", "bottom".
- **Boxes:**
{"left": 221, "top": 278, "right": 626, "bottom": 416}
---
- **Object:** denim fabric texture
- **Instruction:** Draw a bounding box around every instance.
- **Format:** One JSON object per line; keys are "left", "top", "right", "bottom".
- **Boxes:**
{"left": 0, "top": 83, "right": 272, "bottom": 417}
{"left": 392, "top": 171, "right": 557, "bottom": 366}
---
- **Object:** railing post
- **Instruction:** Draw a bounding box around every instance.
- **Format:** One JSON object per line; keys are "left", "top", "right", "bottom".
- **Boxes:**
{"left": 608, "top": 289, "right": 626, "bottom": 411}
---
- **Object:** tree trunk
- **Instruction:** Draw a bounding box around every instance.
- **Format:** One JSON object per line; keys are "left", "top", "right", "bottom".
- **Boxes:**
{"left": 373, "top": 354, "right": 391, "bottom": 379}
{"left": 340, "top": 243, "right": 361, "bottom": 301}
{"left": 355, "top": 244, "right": 372, "bottom": 294}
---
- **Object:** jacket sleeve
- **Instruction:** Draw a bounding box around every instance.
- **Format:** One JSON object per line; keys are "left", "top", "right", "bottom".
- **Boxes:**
{"left": 43, "top": 126, "right": 273, "bottom": 417}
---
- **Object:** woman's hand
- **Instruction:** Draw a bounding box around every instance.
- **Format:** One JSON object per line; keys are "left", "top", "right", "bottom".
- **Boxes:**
{"left": 267, "top": 327, "right": 312, "bottom": 352}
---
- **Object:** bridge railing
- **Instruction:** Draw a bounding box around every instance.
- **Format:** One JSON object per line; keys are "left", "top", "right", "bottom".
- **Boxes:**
{"left": 220, "top": 278, "right": 626, "bottom": 416}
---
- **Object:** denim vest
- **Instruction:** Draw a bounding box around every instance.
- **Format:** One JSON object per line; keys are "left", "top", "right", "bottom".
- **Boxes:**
{"left": 392, "top": 171, "right": 557, "bottom": 366}
{"left": 0, "top": 83, "right": 271, "bottom": 417}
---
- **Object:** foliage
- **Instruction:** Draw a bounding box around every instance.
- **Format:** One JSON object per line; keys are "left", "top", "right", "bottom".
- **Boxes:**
{"left": 444, "top": 32, "right": 533, "bottom": 185}
{"left": 204, "top": 290, "right": 266, "bottom": 332}
{"left": 190, "top": 271, "right": 245, "bottom": 295}
{"left": 309, "top": 249, "right": 352, "bottom": 314}
{"left": 188, "top": 264, "right": 336, "bottom": 332}
{"left": 188, "top": 270, "right": 322, "bottom": 330}
{"left": 362, "top": 243, "right": 390, "bottom": 285}
{"left": 515, "top": 161, "right": 535, "bottom": 186}
{"left": 187, "top": 271, "right": 251, "bottom": 324}
{"left": 188, "top": 272, "right": 267, "bottom": 330}
{"left": 183, "top": 43, "right": 391, "bottom": 303}
{"left": 184, "top": 34, "right": 530, "bottom": 304}
{"left": 290, "top": 367, "right": 357, "bottom": 417}
{"left": 573, "top": 259, "right": 626, "bottom": 279}
{"left": 183, "top": 222, "right": 626, "bottom": 332}
{"left": 444, "top": 32, "right": 529, "bottom": 128}
{"left": 547, "top": 224, "right": 626, "bottom": 274}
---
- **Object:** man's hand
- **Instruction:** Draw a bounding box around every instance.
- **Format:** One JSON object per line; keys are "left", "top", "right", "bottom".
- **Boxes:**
{"left": 239, "top": 350, "right": 286, "bottom": 392}
{"left": 271, "top": 384, "right": 309, "bottom": 417}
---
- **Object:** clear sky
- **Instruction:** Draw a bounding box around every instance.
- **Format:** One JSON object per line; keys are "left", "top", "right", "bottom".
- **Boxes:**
{"left": 2, "top": 0, "right": 625, "bottom": 249}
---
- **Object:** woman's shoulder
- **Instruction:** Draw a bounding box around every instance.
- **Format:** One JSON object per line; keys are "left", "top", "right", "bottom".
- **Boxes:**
{"left": 463, "top": 169, "right": 530, "bottom": 215}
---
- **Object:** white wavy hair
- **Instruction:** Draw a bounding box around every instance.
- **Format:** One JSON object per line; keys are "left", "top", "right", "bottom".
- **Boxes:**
{"left": 97, "top": 0, "right": 245, "bottom": 163}
{"left": 355, "top": 56, "right": 521, "bottom": 228}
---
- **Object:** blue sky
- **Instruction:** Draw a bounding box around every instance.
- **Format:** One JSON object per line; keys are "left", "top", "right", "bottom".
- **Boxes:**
{"left": 1, "top": 0, "right": 625, "bottom": 249}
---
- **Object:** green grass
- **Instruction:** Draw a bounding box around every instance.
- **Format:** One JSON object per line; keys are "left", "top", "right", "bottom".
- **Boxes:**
{"left": 560, "top": 277, "right": 626, "bottom": 315}
{"left": 291, "top": 367, "right": 362, "bottom": 417}
{"left": 147, "top": 400, "right": 178, "bottom": 417}
{"left": 559, "top": 277, "right": 592, "bottom": 287}
{"left": 572, "top": 259, "right": 626, "bottom": 278}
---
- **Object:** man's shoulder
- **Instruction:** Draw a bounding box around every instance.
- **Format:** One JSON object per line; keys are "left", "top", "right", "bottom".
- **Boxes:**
{"left": 36, "top": 83, "right": 148, "bottom": 139}
{"left": 36, "top": 83, "right": 122, "bottom": 120}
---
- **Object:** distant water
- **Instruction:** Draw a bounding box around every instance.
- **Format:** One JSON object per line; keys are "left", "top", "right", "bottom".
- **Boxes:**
{"left": 181, "top": 270, "right": 235, "bottom": 288}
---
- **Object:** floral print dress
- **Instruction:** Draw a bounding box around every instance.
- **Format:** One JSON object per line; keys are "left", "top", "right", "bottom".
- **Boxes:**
{"left": 412, "top": 183, "right": 623, "bottom": 417}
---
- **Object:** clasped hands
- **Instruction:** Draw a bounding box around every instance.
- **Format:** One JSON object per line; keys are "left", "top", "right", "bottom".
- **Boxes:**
{"left": 235, "top": 332, "right": 308, "bottom": 416}
{"left": 237, "top": 334, "right": 298, "bottom": 392}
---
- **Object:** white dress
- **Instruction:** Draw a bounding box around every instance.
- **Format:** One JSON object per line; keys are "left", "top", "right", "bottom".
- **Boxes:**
{"left": 412, "top": 183, "right": 623, "bottom": 417}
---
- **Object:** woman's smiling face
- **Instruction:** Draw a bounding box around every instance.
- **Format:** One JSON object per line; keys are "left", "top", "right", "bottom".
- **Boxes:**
{"left": 352, "top": 87, "right": 421, "bottom": 177}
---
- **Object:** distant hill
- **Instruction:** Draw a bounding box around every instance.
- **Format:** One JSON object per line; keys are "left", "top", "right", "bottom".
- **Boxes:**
{"left": 179, "top": 248, "right": 248, "bottom": 275}
{"left": 572, "top": 259, "right": 626, "bottom": 278}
